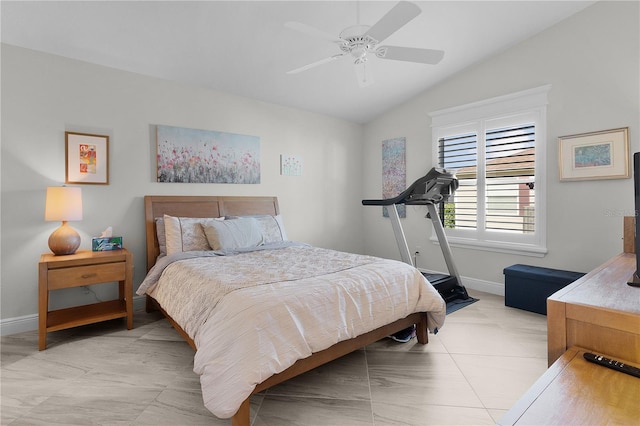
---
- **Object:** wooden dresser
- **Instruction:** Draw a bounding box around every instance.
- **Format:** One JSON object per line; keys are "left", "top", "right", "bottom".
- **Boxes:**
{"left": 498, "top": 346, "right": 640, "bottom": 425}
{"left": 500, "top": 218, "right": 640, "bottom": 425}
{"left": 547, "top": 217, "right": 640, "bottom": 366}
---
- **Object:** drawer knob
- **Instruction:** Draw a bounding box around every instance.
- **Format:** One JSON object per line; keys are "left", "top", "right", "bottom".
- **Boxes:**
{"left": 81, "top": 273, "right": 97, "bottom": 279}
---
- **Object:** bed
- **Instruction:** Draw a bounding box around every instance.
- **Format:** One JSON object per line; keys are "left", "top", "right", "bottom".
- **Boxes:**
{"left": 138, "top": 195, "right": 446, "bottom": 426}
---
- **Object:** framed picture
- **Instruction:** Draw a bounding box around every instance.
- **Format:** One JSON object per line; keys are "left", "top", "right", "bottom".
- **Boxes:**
{"left": 280, "top": 154, "right": 303, "bottom": 176}
{"left": 558, "top": 127, "right": 629, "bottom": 181}
{"left": 156, "top": 125, "right": 260, "bottom": 184}
{"left": 65, "top": 132, "right": 109, "bottom": 184}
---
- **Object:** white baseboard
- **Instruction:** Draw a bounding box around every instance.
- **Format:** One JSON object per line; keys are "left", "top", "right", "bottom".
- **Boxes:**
{"left": 462, "top": 276, "right": 505, "bottom": 296}
{"left": 0, "top": 295, "right": 148, "bottom": 336}
{"left": 0, "top": 313, "right": 38, "bottom": 336}
{"left": 418, "top": 268, "right": 504, "bottom": 296}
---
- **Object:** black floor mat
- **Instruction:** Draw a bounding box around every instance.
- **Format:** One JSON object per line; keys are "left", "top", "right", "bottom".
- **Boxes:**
{"left": 446, "top": 297, "right": 479, "bottom": 315}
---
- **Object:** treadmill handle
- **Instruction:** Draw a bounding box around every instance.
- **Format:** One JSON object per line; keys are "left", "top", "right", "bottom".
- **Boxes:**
{"left": 362, "top": 198, "right": 397, "bottom": 206}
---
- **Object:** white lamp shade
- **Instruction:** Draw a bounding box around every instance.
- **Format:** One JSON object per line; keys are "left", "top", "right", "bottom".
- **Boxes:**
{"left": 45, "top": 187, "right": 83, "bottom": 222}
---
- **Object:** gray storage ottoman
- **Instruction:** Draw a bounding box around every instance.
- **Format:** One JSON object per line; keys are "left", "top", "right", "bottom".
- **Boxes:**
{"left": 503, "top": 264, "right": 585, "bottom": 315}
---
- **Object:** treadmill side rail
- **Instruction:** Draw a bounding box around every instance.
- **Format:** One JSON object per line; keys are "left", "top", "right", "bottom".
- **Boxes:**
{"left": 388, "top": 204, "right": 413, "bottom": 266}
{"left": 426, "top": 203, "right": 468, "bottom": 300}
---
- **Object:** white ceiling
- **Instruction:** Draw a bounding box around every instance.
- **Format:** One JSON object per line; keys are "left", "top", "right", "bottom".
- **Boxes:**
{"left": 1, "top": 1, "right": 596, "bottom": 124}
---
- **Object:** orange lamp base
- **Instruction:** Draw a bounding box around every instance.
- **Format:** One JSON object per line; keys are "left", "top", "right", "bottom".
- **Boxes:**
{"left": 48, "top": 221, "right": 81, "bottom": 255}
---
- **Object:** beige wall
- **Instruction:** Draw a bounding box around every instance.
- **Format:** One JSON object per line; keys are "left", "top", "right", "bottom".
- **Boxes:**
{"left": 362, "top": 1, "right": 640, "bottom": 292}
{"left": 1, "top": 45, "right": 363, "bottom": 323}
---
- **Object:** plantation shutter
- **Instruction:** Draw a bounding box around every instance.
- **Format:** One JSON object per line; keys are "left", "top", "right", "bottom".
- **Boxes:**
{"left": 485, "top": 124, "right": 535, "bottom": 233}
{"left": 438, "top": 132, "right": 478, "bottom": 230}
{"left": 438, "top": 124, "right": 536, "bottom": 234}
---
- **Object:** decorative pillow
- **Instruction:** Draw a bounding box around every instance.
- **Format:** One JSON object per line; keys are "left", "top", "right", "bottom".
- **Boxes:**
{"left": 254, "top": 215, "right": 288, "bottom": 243}
{"left": 155, "top": 217, "right": 167, "bottom": 256}
{"left": 203, "top": 217, "right": 264, "bottom": 251}
{"left": 163, "top": 215, "right": 223, "bottom": 255}
{"left": 226, "top": 214, "right": 288, "bottom": 244}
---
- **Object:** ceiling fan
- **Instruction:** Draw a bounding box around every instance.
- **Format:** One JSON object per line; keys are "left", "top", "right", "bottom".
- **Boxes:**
{"left": 285, "top": 1, "right": 444, "bottom": 87}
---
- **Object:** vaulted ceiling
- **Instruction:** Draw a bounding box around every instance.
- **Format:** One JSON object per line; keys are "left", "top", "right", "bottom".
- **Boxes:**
{"left": 1, "top": 1, "right": 596, "bottom": 123}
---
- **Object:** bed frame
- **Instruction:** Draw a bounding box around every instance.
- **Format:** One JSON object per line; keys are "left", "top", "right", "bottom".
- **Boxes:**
{"left": 143, "top": 195, "right": 430, "bottom": 426}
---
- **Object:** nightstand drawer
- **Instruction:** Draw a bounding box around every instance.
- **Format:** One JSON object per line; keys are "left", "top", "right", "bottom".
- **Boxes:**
{"left": 48, "top": 262, "right": 126, "bottom": 289}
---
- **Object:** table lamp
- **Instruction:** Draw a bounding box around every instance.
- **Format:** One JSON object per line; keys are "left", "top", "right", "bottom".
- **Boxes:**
{"left": 45, "top": 186, "right": 83, "bottom": 255}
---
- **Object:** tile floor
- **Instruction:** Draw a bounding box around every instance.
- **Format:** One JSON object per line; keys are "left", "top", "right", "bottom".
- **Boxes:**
{"left": 1, "top": 290, "right": 548, "bottom": 425}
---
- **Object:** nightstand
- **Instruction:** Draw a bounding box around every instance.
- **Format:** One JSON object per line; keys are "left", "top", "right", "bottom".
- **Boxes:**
{"left": 38, "top": 248, "right": 133, "bottom": 350}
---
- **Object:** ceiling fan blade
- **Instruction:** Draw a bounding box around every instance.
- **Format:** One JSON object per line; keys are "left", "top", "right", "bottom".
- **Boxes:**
{"left": 376, "top": 46, "right": 444, "bottom": 64}
{"left": 364, "top": 1, "right": 421, "bottom": 43}
{"left": 286, "top": 54, "right": 345, "bottom": 74}
{"left": 355, "top": 62, "right": 374, "bottom": 88}
{"left": 284, "top": 21, "right": 343, "bottom": 43}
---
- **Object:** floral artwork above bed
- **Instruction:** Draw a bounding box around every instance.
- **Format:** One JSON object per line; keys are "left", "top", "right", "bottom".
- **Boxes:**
{"left": 156, "top": 125, "right": 260, "bottom": 184}
{"left": 382, "top": 137, "right": 406, "bottom": 218}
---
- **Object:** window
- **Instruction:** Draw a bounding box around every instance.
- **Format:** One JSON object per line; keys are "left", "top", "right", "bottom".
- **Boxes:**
{"left": 429, "top": 86, "right": 550, "bottom": 256}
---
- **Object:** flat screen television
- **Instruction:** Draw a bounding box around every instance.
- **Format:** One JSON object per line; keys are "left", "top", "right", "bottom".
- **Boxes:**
{"left": 630, "top": 152, "right": 640, "bottom": 287}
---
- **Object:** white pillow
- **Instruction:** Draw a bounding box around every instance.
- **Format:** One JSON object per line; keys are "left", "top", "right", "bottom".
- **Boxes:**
{"left": 256, "top": 215, "right": 288, "bottom": 243}
{"left": 203, "top": 217, "right": 264, "bottom": 251}
{"left": 226, "top": 214, "right": 288, "bottom": 244}
{"left": 163, "top": 215, "right": 223, "bottom": 255}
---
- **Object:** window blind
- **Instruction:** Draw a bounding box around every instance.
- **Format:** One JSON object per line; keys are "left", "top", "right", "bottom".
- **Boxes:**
{"left": 438, "top": 132, "right": 478, "bottom": 230}
{"left": 438, "top": 124, "right": 535, "bottom": 234}
{"left": 485, "top": 124, "right": 535, "bottom": 233}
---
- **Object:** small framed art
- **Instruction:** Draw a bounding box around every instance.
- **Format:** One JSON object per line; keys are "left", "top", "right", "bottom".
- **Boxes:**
{"left": 558, "top": 127, "right": 629, "bottom": 181}
{"left": 280, "top": 154, "right": 303, "bottom": 176}
{"left": 65, "top": 131, "right": 109, "bottom": 185}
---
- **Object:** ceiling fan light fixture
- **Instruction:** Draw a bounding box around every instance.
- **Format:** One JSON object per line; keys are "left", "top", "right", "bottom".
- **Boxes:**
{"left": 285, "top": 1, "right": 444, "bottom": 84}
{"left": 350, "top": 45, "right": 368, "bottom": 60}
{"left": 354, "top": 55, "right": 368, "bottom": 65}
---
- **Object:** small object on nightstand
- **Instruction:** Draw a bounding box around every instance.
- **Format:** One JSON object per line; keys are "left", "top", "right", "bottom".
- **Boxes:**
{"left": 92, "top": 226, "right": 122, "bottom": 251}
{"left": 38, "top": 248, "right": 133, "bottom": 350}
{"left": 92, "top": 236, "right": 123, "bottom": 251}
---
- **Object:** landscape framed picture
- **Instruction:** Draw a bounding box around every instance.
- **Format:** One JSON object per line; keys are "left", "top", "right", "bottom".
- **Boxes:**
{"left": 156, "top": 125, "right": 260, "bottom": 184}
{"left": 558, "top": 127, "right": 629, "bottom": 181}
{"left": 65, "top": 131, "right": 109, "bottom": 184}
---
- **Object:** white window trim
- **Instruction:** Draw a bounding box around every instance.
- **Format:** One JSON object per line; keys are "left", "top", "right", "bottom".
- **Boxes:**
{"left": 429, "top": 85, "right": 550, "bottom": 257}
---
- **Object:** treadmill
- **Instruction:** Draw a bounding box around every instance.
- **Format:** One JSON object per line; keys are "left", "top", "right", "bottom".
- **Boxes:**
{"left": 362, "top": 167, "right": 469, "bottom": 303}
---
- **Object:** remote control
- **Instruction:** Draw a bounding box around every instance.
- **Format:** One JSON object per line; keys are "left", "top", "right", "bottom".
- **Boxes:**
{"left": 583, "top": 352, "right": 640, "bottom": 379}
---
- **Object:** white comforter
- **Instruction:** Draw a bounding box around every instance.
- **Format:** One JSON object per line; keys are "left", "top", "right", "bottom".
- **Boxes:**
{"left": 137, "top": 243, "right": 446, "bottom": 418}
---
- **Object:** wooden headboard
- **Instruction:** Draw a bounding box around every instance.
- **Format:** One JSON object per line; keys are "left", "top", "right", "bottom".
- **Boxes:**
{"left": 144, "top": 195, "right": 280, "bottom": 272}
